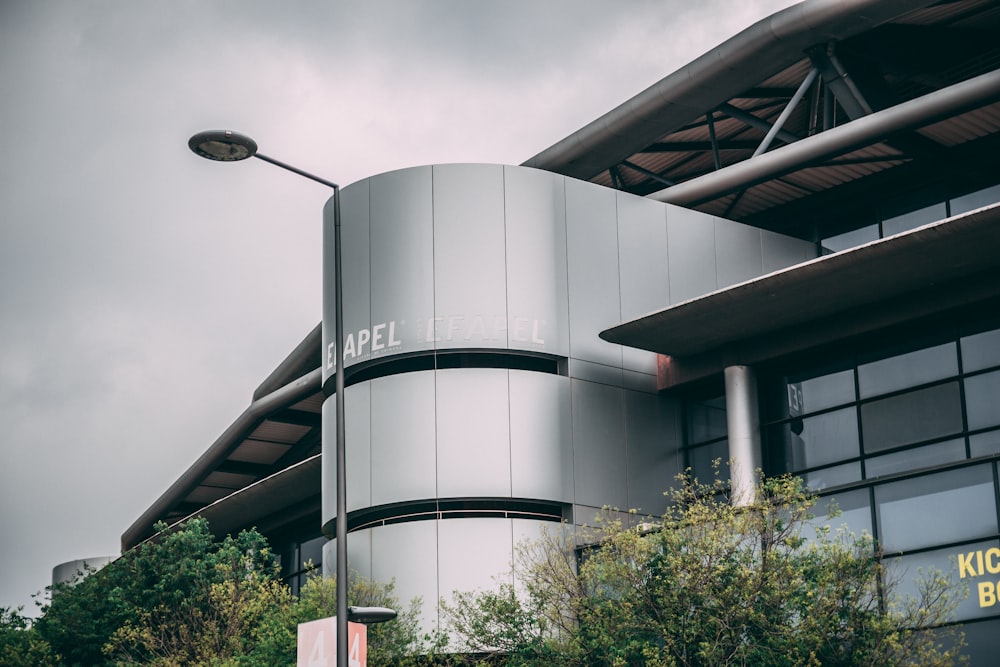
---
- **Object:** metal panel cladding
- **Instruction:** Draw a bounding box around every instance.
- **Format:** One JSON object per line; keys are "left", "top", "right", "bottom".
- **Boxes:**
{"left": 322, "top": 164, "right": 571, "bottom": 384}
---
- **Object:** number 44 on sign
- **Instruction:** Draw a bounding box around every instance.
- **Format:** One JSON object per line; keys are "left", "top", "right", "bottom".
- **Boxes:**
{"left": 297, "top": 616, "right": 367, "bottom": 667}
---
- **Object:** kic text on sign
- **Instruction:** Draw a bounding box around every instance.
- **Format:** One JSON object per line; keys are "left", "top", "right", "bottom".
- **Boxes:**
{"left": 956, "top": 546, "right": 1000, "bottom": 607}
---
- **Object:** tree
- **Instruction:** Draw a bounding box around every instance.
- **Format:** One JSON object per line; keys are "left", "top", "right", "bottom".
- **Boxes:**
{"left": 33, "top": 517, "right": 444, "bottom": 666}
{"left": 0, "top": 606, "right": 60, "bottom": 666}
{"left": 444, "top": 473, "right": 966, "bottom": 667}
{"left": 248, "top": 571, "right": 447, "bottom": 667}
{"left": 35, "top": 518, "right": 284, "bottom": 666}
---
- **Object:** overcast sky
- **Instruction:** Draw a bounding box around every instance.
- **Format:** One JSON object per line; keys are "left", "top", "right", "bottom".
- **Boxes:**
{"left": 0, "top": 0, "right": 800, "bottom": 615}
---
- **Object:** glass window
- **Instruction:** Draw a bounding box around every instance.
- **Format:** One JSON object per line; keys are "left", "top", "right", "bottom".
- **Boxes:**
{"left": 857, "top": 343, "right": 958, "bottom": 399}
{"left": 764, "top": 369, "right": 855, "bottom": 422}
{"left": 961, "top": 328, "right": 1000, "bottom": 373}
{"left": 881, "top": 202, "right": 947, "bottom": 236}
{"left": 861, "top": 382, "right": 963, "bottom": 453}
{"left": 950, "top": 184, "right": 1000, "bottom": 216}
{"left": 792, "top": 369, "right": 856, "bottom": 415}
{"left": 821, "top": 224, "right": 879, "bottom": 253}
{"left": 688, "top": 440, "right": 729, "bottom": 482}
{"left": 808, "top": 488, "right": 873, "bottom": 542}
{"left": 959, "top": 618, "right": 1000, "bottom": 663}
{"left": 686, "top": 397, "right": 726, "bottom": 445}
{"left": 885, "top": 541, "right": 1000, "bottom": 622}
{"left": 970, "top": 430, "right": 1000, "bottom": 458}
{"left": 864, "top": 438, "right": 966, "bottom": 479}
{"left": 769, "top": 407, "right": 859, "bottom": 472}
{"left": 802, "top": 462, "right": 862, "bottom": 491}
{"left": 281, "top": 545, "right": 299, "bottom": 578}
{"left": 300, "top": 535, "right": 327, "bottom": 571}
{"left": 965, "top": 369, "right": 1000, "bottom": 431}
{"left": 875, "top": 465, "right": 996, "bottom": 552}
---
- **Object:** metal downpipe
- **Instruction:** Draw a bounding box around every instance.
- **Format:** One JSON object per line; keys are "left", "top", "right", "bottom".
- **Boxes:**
{"left": 725, "top": 365, "right": 762, "bottom": 507}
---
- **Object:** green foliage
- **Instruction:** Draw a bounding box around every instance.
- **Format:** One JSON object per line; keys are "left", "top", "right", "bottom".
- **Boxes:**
{"left": 0, "top": 606, "right": 60, "bottom": 666}
{"left": 33, "top": 517, "right": 437, "bottom": 666}
{"left": 248, "top": 571, "right": 448, "bottom": 667}
{"left": 35, "top": 518, "right": 286, "bottom": 666}
{"left": 444, "top": 473, "right": 967, "bottom": 667}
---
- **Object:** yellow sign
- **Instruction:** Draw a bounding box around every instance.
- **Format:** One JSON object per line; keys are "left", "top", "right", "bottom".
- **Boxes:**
{"left": 955, "top": 547, "right": 1000, "bottom": 607}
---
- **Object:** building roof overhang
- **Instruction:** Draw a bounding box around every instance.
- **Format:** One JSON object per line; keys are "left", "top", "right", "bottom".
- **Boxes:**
{"left": 526, "top": 0, "right": 1000, "bottom": 227}
{"left": 600, "top": 203, "right": 1000, "bottom": 387}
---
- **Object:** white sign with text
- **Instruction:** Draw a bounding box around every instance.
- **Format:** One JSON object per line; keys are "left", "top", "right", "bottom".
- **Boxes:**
{"left": 297, "top": 617, "right": 367, "bottom": 667}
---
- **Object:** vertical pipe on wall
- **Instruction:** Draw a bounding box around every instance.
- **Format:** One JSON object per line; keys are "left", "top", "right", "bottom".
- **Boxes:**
{"left": 724, "top": 365, "right": 762, "bottom": 506}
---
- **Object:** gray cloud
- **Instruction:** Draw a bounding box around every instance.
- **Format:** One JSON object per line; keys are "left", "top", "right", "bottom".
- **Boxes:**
{"left": 0, "top": 0, "right": 801, "bottom": 615}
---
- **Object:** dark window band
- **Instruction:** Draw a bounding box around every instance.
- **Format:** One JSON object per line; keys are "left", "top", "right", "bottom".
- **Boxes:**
{"left": 322, "top": 498, "right": 569, "bottom": 536}
{"left": 323, "top": 349, "right": 564, "bottom": 397}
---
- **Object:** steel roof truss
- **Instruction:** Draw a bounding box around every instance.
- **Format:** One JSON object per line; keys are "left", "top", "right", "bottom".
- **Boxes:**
{"left": 620, "top": 160, "right": 675, "bottom": 187}
{"left": 809, "top": 42, "right": 874, "bottom": 120}
{"left": 754, "top": 67, "right": 820, "bottom": 157}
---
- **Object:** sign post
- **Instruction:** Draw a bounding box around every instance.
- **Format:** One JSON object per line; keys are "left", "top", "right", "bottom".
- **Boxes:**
{"left": 297, "top": 616, "right": 367, "bottom": 667}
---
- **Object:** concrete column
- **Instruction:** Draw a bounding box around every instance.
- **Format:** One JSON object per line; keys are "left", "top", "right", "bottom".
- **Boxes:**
{"left": 724, "top": 365, "right": 762, "bottom": 506}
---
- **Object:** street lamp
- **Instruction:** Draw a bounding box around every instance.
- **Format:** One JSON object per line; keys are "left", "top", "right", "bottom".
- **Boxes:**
{"left": 348, "top": 606, "right": 398, "bottom": 624}
{"left": 188, "top": 129, "right": 351, "bottom": 667}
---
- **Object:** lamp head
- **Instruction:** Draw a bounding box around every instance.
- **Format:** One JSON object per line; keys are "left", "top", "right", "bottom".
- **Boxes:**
{"left": 347, "top": 606, "right": 397, "bottom": 624}
{"left": 188, "top": 130, "right": 258, "bottom": 162}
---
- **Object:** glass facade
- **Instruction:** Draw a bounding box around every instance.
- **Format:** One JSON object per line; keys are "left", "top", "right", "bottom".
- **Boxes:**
{"left": 277, "top": 533, "right": 328, "bottom": 596}
{"left": 820, "top": 183, "right": 1000, "bottom": 254}
{"left": 685, "top": 319, "right": 1000, "bottom": 652}
{"left": 759, "top": 330, "right": 1000, "bottom": 488}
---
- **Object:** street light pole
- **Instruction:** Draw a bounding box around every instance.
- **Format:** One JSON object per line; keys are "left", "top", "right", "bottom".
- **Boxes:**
{"left": 188, "top": 130, "right": 350, "bottom": 667}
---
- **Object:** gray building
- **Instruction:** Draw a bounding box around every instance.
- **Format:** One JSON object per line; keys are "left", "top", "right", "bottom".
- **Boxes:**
{"left": 124, "top": 0, "right": 1000, "bottom": 659}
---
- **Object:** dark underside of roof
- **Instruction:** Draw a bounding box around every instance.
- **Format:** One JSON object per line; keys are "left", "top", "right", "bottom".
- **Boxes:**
{"left": 525, "top": 0, "right": 1000, "bottom": 238}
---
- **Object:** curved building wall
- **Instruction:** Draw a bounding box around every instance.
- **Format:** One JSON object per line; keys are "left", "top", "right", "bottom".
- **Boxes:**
{"left": 320, "top": 163, "right": 816, "bottom": 628}
{"left": 52, "top": 556, "right": 113, "bottom": 588}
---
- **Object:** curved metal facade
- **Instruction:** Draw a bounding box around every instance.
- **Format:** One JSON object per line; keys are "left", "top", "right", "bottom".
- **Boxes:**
{"left": 320, "top": 163, "right": 815, "bottom": 627}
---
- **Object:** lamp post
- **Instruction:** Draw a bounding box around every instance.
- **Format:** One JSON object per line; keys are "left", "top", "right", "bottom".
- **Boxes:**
{"left": 188, "top": 130, "right": 351, "bottom": 667}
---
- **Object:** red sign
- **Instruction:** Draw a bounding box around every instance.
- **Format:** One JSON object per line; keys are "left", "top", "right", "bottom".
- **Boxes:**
{"left": 297, "top": 617, "right": 367, "bottom": 667}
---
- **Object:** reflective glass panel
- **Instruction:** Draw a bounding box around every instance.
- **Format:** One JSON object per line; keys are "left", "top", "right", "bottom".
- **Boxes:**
{"left": 886, "top": 540, "right": 1000, "bottom": 621}
{"left": 791, "top": 369, "right": 855, "bottom": 416}
{"left": 688, "top": 440, "right": 729, "bottom": 481}
{"left": 966, "top": 370, "right": 1000, "bottom": 431}
{"left": 960, "top": 618, "right": 1000, "bottom": 663}
{"left": 970, "top": 430, "right": 1000, "bottom": 458}
{"left": 807, "top": 488, "right": 872, "bottom": 541}
{"left": 802, "top": 462, "right": 862, "bottom": 491}
{"left": 300, "top": 535, "right": 326, "bottom": 571}
{"left": 961, "top": 328, "right": 1000, "bottom": 373}
{"left": 864, "top": 438, "right": 966, "bottom": 479}
{"left": 769, "top": 406, "right": 859, "bottom": 472}
{"left": 881, "top": 201, "right": 947, "bottom": 236}
{"left": 857, "top": 343, "right": 958, "bottom": 399}
{"left": 860, "top": 382, "right": 963, "bottom": 453}
{"left": 950, "top": 184, "right": 1000, "bottom": 215}
{"left": 821, "top": 224, "right": 878, "bottom": 253}
{"left": 875, "top": 465, "right": 996, "bottom": 552}
{"left": 686, "top": 397, "right": 726, "bottom": 445}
